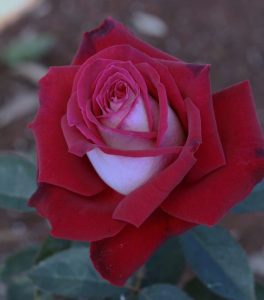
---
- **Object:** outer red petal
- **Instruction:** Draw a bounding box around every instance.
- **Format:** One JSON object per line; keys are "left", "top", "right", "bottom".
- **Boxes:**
{"left": 163, "top": 61, "right": 226, "bottom": 181}
{"left": 72, "top": 17, "right": 178, "bottom": 65}
{"left": 112, "top": 98, "right": 201, "bottom": 227}
{"left": 31, "top": 67, "right": 106, "bottom": 196}
{"left": 162, "top": 81, "right": 264, "bottom": 225}
{"left": 29, "top": 184, "right": 126, "bottom": 241}
{"left": 90, "top": 211, "right": 192, "bottom": 286}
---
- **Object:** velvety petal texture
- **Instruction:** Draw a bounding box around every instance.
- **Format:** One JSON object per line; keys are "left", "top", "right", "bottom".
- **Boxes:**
{"left": 162, "top": 81, "right": 264, "bottom": 225}
{"left": 29, "top": 184, "right": 125, "bottom": 241}
{"left": 72, "top": 17, "right": 179, "bottom": 65}
{"left": 29, "top": 17, "right": 264, "bottom": 286}
{"left": 112, "top": 98, "right": 201, "bottom": 227}
{"left": 30, "top": 67, "right": 106, "bottom": 197}
{"left": 91, "top": 211, "right": 194, "bottom": 286}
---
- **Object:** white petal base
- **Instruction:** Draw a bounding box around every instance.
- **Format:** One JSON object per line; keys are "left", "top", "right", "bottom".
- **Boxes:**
{"left": 87, "top": 149, "right": 169, "bottom": 195}
{"left": 87, "top": 95, "right": 185, "bottom": 195}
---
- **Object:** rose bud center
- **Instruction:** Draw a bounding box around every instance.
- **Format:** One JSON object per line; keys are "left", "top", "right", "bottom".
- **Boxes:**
{"left": 87, "top": 67, "right": 185, "bottom": 195}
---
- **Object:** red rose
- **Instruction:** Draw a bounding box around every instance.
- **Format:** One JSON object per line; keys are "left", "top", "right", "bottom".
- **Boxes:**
{"left": 29, "top": 18, "right": 264, "bottom": 285}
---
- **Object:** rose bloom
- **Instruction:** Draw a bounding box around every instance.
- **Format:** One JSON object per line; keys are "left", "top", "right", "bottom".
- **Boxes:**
{"left": 29, "top": 18, "right": 264, "bottom": 285}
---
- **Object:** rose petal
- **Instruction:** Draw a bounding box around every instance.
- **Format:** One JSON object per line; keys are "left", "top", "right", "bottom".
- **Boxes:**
{"left": 112, "top": 98, "right": 201, "bottom": 227}
{"left": 117, "top": 95, "right": 149, "bottom": 132}
{"left": 137, "top": 63, "right": 168, "bottom": 145}
{"left": 136, "top": 63, "right": 185, "bottom": 147}
{"left": 86, "top": 91, "right": 186, "bottom": 195}
{"left": 93, "top": 64, "right": 137, "bottom": 110}
{"left": 87, "top": 148, "right": 176, "bottom": 195}
{"left": 162, "top": 81, "right": 264, "bottom": 225}
{"left": 71, "top": 56, "right": 156, "bottom": 138}
{"left": 75, "top": 59, "right": 154, "bottom": 137}
{"left": 93, "top": 65, "right": 138, "bottom": 123}
{"left": 76, "top": 59, "right": 115, "bottom": 109}
{"left": 90, "top": 210, "right": 192, "bottom": 286}
{"left": 29, "top": 183, "right": 126, "bottom": 241}
{"left": 76, "top": 45, "right": 186, "bottom": 128}
{"left": 67, "top": 91, "right": 154, "bottom": 149}
{"left": 72, "top": 17, "right": 179, "bottom": 65}
{"left": 31, "top": 67, "right": 106, "bottom": 196}
{"left": 98, "top": 96, "right": 156, "bottom": 151}
{"left": 96, "top": 146, "right": 184, "bottom": 157}
{"left": 163, "top": 61, "right": 226, "bottom": 181}
{"left": 61, "top": 115, "right": 94, "bottom": 156}
{"left": 67, "top": 93, "right": 104, "bottom": 146}
{"left": 62, "top": 117, "right": 182, "bottom": 157}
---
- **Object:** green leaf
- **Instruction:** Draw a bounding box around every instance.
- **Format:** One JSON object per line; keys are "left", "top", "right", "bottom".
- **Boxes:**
{"left": 0, "top": 194, "right": 34, "bottom": 212}
{"left": 184, "top": 278, "right": 226, "bottom": 300}
{"left": 70, "top": 241, "right": 89, "bottom": 248}
{"left": 7, "top": 278, "right": 54, "bottom": 300}
{"left": 138, "top": 284, "right": 192, "bottom": 300}
{"left": 0, "top": 154, "right": 36, "bottom": 212}
{"left": 29, "top": 248, "right": 127, "bottom": 298}
{"left": 7, "top": 276, "right": 35, "bottom": 300}
{"left": 34, "top": 236, "right": 71, "bottom": 264}
{"left": 256, "top": 283, "right": 264, "bottom": 300}
{"left": 233, "top": 182, "right": 264, "bottom": 213}
{"left": 1, "top": 34, "right": 54, "bottom": 66}
{"left": 142, "top": 237, "right": 185, "bottom": 286}
{"left": 180, "top": 226, "right": 255, "bottom": 300}
{"left": 34, "top": 290, "right": 54, "bottom": 300}
{"left": 1, "top": 246, "right": 39, "bottom": 282}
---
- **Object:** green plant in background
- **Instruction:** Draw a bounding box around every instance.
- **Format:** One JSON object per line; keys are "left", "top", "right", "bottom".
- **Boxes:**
{"left": 0, "top": 34, "right": 54, "bottom": 67}
{"left": 0, "top": 153, "right": 263, "bottom": 300}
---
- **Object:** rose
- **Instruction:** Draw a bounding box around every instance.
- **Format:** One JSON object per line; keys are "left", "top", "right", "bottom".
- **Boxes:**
{"left": 29, "top": 17, "right": 264, "bottom": 286}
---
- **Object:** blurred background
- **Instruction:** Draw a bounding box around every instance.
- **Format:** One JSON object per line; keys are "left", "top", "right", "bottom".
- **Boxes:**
{"left": 0, "top": 0, "right": 264, "bottom": 297}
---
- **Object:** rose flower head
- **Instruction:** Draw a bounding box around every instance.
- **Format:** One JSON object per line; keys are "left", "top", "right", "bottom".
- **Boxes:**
{"left": 29, "top": 17, "right": 264, "bottom": 286}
